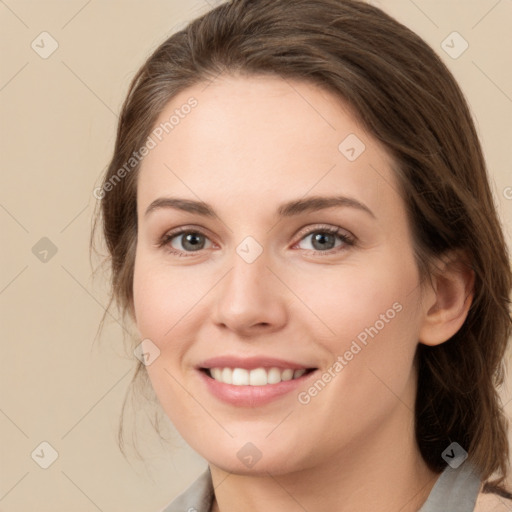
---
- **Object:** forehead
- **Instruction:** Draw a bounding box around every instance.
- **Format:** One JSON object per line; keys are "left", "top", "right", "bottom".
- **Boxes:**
{"left": 137, "top": 74, "right": 399, "bottom": 218}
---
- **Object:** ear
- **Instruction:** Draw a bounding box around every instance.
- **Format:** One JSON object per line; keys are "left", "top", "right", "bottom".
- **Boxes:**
{"left": 418, "top": 251, "right": 475, "bottom": 347}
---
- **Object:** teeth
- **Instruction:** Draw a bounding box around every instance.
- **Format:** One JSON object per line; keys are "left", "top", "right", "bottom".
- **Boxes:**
{"left": 211, "top": 368, "right": 222, "bottom": 381}
{"left": 249, "top": 368, "right": 267, "bottom": 386}
{"left": 232, "top": 368, "right": 249, "bottom": 385}
{"left": 267, "top": 367, "right": 282, "bottom": 384}
{"left": 221, "top": 367, "right": 233, "bottom": 384}
{"left": 208, "top": 366, "right": 309, "bottom": 386}
{"left": 281, "top": 369, "right": 294, "bottom": 381}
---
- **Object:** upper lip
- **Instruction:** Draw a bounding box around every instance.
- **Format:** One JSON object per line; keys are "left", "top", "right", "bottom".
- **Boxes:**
{"left": 197, "top": 356, "right": 316, "bottom": 371}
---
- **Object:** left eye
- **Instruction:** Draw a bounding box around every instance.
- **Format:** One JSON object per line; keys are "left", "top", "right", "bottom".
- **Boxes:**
{"left": 295, "top": 229, "right": 352, "bottom": 252}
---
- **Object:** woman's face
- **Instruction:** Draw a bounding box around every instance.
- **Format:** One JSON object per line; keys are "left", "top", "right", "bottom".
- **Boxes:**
{"left": 133, "top": 75, "right": 427, "bottom": 475}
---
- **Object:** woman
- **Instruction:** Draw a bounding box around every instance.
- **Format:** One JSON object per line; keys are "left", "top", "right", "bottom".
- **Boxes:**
{"left": 92, "top": 0, "right": 512, "bottom": 510}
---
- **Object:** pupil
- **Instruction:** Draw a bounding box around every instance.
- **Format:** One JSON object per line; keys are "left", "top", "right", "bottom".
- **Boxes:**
{"left": 313, "top": 233, "right": 334, "bottom": 250}
{"left": 184, "top": 233, "right": 204, "bottom": 251}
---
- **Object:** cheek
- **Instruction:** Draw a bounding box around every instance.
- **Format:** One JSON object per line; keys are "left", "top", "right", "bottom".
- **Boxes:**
{"left": 132, "top": 254, "right": 206, "bottom": 429}
{"left": 132, "top": 252, "right": 203, "bottom": 344}
{"left": 293, "top": 250, "right": 422, "bottom": 407}
{"left": 295, "top": 252, "right": 420, "bottom": 347}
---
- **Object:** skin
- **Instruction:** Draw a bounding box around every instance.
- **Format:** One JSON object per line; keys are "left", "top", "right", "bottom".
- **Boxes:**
{"left": 132, "top": 75, "right": 474, "bottom": 511}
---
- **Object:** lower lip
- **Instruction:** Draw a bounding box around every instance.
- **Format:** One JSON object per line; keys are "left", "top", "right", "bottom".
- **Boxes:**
{"left": 198, "top": 370, "right": 316, "bottom": 407}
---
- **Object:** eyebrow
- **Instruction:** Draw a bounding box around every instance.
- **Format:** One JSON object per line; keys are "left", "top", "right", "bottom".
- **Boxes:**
{"left": 144, "top": 195, "right": 375, "bottom": 219}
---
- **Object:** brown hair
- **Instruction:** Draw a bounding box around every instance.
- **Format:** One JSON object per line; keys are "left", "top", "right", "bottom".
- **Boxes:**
{"left": 91, "top": 0, "right": 512, "bottom": 496}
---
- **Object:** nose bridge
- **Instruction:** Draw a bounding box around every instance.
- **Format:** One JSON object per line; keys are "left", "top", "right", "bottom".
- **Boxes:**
{"left": 212, "top": 237, "right": 288, "bottom": 333}
{"left": 223, "top": 241, "right": 274, "bottom": 308}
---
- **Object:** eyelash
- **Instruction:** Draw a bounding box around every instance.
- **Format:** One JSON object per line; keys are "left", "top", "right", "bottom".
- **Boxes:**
{"left": 157, "top": 224, "right": 355, "bottom": 258}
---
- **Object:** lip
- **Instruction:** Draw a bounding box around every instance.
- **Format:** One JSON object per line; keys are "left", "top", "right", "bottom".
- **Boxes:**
{"left": 197, "top": 355, "right": 313, "bottom": 371}
{"left": 196, "top": 356, "right": 317, "bottom": 407}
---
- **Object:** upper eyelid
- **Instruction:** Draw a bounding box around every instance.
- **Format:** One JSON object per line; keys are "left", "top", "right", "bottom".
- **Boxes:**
{"left": 161, "top": 225, "right": 215, "bottom": 242}
{"left": 295, "top": 224, "right": 352, "bottom": 239}
{"left": 163, "top": 224, "right": 350, "bottom": 239}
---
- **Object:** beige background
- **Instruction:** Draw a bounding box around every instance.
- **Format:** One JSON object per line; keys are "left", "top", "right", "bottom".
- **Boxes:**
{"left": 1, "top": 0, "right": 511, "bottom": 510}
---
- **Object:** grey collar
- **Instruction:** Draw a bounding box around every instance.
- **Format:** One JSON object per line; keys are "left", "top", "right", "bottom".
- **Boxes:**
{"left": 418, "top": 462, "right": 482, "bottom": 512}
{"left": 161, "top": 462, "right": 482, "bottom": 512}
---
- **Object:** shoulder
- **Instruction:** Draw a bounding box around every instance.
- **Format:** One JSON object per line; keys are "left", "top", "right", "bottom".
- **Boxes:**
{"left": 473, "top": 490, "right": 512, "bottom": 512}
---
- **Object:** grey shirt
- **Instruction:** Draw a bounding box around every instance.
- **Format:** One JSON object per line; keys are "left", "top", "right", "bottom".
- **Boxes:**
{"left": 160, "top": 461, "right": 482, "bottom": 512}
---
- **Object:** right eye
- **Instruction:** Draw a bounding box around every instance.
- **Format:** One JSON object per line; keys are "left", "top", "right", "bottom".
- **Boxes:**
{"left": 159, "top": 228, "right": 214, "bottom": 256}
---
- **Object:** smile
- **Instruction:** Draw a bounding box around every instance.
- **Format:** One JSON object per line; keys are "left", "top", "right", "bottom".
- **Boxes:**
{"left": 196, "top": 356, "right": 318, "bottom": 407}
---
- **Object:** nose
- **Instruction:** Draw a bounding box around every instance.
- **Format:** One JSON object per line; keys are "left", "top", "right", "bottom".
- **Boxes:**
{"left": 211, "top": 247, "right": 289, "bottom": 337}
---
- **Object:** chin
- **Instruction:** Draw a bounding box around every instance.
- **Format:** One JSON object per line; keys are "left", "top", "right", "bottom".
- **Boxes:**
{"left": 210, "top": 457, "right": 303, "bottom": 477}
{"left": 201, "top": 440, "right": 311, "bottom": 477}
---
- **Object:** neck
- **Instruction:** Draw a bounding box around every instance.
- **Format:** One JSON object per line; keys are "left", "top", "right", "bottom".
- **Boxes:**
{"left": 209, "top": 374, "right": 441, "bottom": 512}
